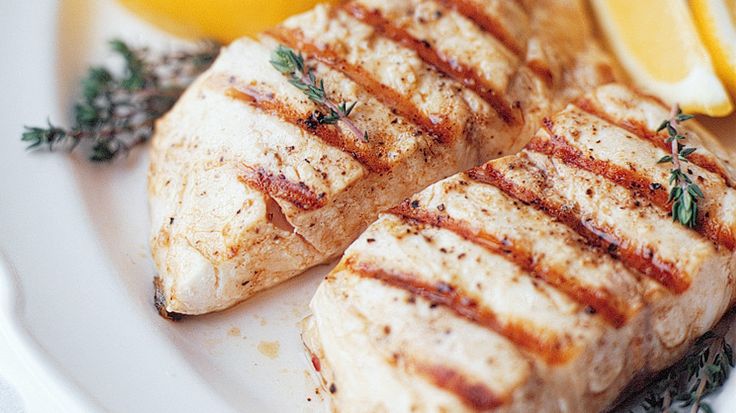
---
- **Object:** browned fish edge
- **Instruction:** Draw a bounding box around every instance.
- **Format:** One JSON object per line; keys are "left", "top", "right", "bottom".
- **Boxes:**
{"left": 154, "top": 276, "right": 185, "bottom": 321}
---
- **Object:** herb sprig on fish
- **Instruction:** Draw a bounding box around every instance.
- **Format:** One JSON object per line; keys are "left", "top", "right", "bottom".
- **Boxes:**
{"left": 22, "top": 39, "right": 219, "bottom": 162}
{"left": 656, "top": 106, "right": 703, "bottom": 228}
{"left": 270, "top": 45, "right": 368, "bottom": 143}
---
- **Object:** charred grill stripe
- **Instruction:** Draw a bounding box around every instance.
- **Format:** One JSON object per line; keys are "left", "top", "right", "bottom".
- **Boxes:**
{"left": 226, "top": 87, "right": 390, "bottom": 173}
{"left": 346, "top": 258, "right": 576, "bottom": 364}
{"left": 343, "top": 2, "right": 520, "bottom": 125}
{"left": 413, "top": 363, "right": 504, "bottom": 409}
{"left": 437, "top": 0, "right": 523, "bottom": 56}
{"left": 389, "top": 201, "right": 629, "bottom": 327}
{"left": 239, "top": 164, "right": 327, "bottom": 211}
{"left": 576, "top": 98, "right": 734, "bottom": 188}
{"left": 466, "top": 164, "right": 690, "bottom": 293}
{"left": 530, "top": 125, "right": 736, "bottom": 251}
{"left": 267, "top": 28, "right": 455, "bottom": 144}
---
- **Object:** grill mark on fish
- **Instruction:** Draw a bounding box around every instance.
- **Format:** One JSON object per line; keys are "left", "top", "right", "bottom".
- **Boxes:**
{"left": 267, "top": 28, "right": 456, "bottom": 144}
{"left": 531, "top": 120, "right": 736, "bottom": 251}
{"left": 466, "top": 163, "right": 690, "bottom": 293}
{"left": 412, "top": 362, "right": 504, "bottom": 409}
{"left": 576, "top": 98, "right": 734, "bottom": 188}
{"left": 226, "top": 87, "right": 390, "bottom": 172}
{"left": 389, "top": 201, "right": 629, "bottom": 327}
{"left": 346, "top": 258, "right": 576, "bottom": 364}
{"left": 437, "top": 0, "right": 523, "bottom": 56}
{"left": 239, "top": 164, "right": 327, "bottom": 211}
{"left": 343, "top": 2, "right": 520, "bottom": 126}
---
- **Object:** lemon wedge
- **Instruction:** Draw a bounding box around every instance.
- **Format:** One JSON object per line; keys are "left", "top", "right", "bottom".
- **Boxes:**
{"left": 117, "top": 0, "right": 336, "bottom": 43}
{"left": 691, "top": 0, "right": 736, "bottom": 96}
{"left": 591, "top": 0, "right": 733, "bottom": 116}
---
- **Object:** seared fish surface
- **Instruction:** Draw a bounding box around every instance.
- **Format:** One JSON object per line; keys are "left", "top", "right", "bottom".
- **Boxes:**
{"left": 303, "top": 84, "right": 736, "bottom": 412}
{"left": 148, "top": 0, "right": 613, "bottom": 316}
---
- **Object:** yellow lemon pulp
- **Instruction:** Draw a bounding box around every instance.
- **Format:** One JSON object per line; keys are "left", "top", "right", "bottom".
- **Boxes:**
{"left": 592, "top": 0, "right": 733, "bottom": 116}
{"left": 692, "top": 0, "right": 736, "bottom": 96}
{"left": 118, "top": 0, "right": 336, "bottom": 43}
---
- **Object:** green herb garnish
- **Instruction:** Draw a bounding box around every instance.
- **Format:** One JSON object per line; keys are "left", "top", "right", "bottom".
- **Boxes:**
{"left": 269, "top": 45, "right": 368, "bottom": 142}
{"left": 633, "top": 329, "right": 733, "bottom": 413}
{"left": 656, "top": 106, "right": 702, "bottom": 228}
{"left": 22, "top": 39, "right": 219, "bottom": 162}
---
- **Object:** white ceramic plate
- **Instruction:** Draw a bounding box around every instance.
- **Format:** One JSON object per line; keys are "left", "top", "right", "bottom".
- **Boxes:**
{"left": 0, "top": 1, "right": 735, "bottom": 412}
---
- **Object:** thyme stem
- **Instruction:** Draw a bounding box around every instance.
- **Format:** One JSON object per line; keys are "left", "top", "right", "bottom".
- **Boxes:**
{"left": 21, "top": 39, "right": 219, "bottom": 162}
{"left": 656, "top": 105, "right": 702, "bottom": 227}
{"left": 270, "top": 45, "right": 368, "bottom": 143}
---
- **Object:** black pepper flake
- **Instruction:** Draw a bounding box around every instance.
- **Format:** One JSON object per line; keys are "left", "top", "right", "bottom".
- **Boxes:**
{"left": 366, "top": 238, "right": 376, "bottom": 243}
{"left": 241, "top": 280, "right": 250, "bottom": 286}
{"left": 437, "top": 203, "right": 446, "bottom": 212}
{"left": 584, "top": 306, "right": 597, "bottom": 315}
{"left": 329, "top": 383, "right": 337, "bottom": 394}
{"left": 410, "top": 200, "right": 420, "bottom": 209}
{"left": 169, "top": 217, "right": 175, "bottom": 225}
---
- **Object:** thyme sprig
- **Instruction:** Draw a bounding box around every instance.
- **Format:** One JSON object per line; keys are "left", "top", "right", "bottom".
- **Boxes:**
{"left": 633, "top": 329, "right": 733, "bottom": 413}
{"left": 656, "top": 105, "right": 703, "bottom": 227}
{"left": 269, "top": 45, "right": 368, "bottom": 142}
{"left": 22, "top": 39, "right": 219, "bottom": 162}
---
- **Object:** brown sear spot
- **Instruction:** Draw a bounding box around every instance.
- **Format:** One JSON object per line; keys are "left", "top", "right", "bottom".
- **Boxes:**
{"left": 341, "top": 3, "right": 520, "bottom": 126}
{"left": 525, "top": 59, "right": 554, "bottom": 87}
{"left": 238, "top": 165, "right": 327, "bottom": 211}
{"left": 345, "top": 258, "right": 576, "bottom": 364}
{"left": 389, "top": 201, "right": 630, "bottom": 327}
{"left": 153, "top": 276, "right": 185, "bottom": 321}
{"left": 414, "top": 363, "right": 504, "bottom": 410}
{"left": 466, "top": 162, "right": 691, "bottom": 293}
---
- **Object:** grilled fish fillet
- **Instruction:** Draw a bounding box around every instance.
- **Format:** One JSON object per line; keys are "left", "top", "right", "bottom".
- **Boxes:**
{"left": 149, "top": 0, "right": 614, "bottom": 316}
{"left": 303, "top": 84, "right": 736, "bottom": 412}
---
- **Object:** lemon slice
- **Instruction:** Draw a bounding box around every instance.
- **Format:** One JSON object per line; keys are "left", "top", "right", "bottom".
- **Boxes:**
{"left": 692, "top": 0, "right": 736, "bottom": 96}
{"left": 117, "top": 0, "right": 335, "bottom": 43}
{"left": 591, "top": 0, "right": 733, "bottom": 116}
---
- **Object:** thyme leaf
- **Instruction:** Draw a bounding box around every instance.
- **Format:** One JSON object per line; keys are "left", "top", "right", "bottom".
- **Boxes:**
{"left": 656, "top": 105, "right": 703, "bottom": 228}
{"left": 631, "top": 328, "right": 733, "bottom": 413}
{"left": 22, "top": 38, "right": 220, "bottom": 162}
{"left": 269, "top": 45, "right": 368, "bottom": 143}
